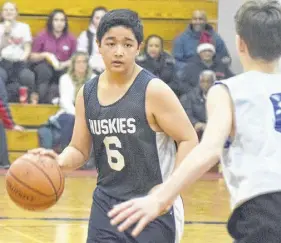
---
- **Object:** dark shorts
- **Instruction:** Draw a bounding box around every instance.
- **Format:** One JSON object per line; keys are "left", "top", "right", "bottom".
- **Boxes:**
{"left": 86, "top": 187, "right": 184, "bottom": 243}
{"left": 227, "top": 192, "right": 281, "bottom": 243}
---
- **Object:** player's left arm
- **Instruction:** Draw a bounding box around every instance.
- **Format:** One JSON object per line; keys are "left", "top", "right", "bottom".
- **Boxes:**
{"left": 147, "top": 78, "right": 198, "bottom": 170}
{"left": 108, "top": 84, "right": 234, "bottom": 237}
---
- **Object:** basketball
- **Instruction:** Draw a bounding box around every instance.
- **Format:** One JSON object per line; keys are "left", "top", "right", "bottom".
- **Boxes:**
{"left": 5, "top": 153, "right": 65, "bottom": 211}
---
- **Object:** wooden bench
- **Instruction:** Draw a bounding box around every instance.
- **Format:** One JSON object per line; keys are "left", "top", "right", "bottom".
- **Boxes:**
{"left": 15, "top": 0, "right": 218, "bottom": 51}
{"left": 7, "top": 104, "right": 59, "bottom": 163}
{"left": 10, "top": 103, "right": 59, "bottom": 126}
{"left": 16, "top": 0, "right": 218, "bottom": 20}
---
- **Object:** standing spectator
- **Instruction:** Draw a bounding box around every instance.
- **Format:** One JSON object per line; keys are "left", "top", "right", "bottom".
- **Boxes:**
{"left": 30, "top": 9, "right": 77, "bottom": 104}
{"left": 77, "top": 7, "right": 107, "bottom": 75}
{"left": 0, "top": 2, "right": 36, "bottom": 103}
{"left": 0, "top": 78, "right": 23, "bottom": 169}
{"left": 177, "top": 33, "right": 234, "bottom": 94}
{"left": 173, "top": 10, "right": 230, "bottom": 69}
{"left": 136, "top": 35, "right": 180, "bottom": 96}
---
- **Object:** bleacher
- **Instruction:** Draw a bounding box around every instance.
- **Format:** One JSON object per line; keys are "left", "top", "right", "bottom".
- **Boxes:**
{"left": 6, "top": 0, "right": 218, "bottom": 164}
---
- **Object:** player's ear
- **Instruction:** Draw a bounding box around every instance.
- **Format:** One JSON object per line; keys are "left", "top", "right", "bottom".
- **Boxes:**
{"left": 136, "top": 42, "right": 143, "bottom": 56}
{"left": 96, "top": 39, "right": 101, "bottom": 48}
{"left": 235, "top": 34, "right": 246, "bottom": 55}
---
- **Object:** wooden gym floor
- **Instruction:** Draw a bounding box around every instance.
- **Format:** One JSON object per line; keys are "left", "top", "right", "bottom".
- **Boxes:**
{"left": 0, "top": 170, "right": 232, "bottom": 243}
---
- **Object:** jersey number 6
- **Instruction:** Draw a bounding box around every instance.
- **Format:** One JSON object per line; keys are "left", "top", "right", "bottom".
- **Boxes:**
{"left": 103, "top": 136, "right": 125, "bottom": 171}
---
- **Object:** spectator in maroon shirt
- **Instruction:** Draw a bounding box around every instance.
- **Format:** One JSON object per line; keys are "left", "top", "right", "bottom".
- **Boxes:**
{"left": 30, "top": 9, "right": 77, "bottom": 104}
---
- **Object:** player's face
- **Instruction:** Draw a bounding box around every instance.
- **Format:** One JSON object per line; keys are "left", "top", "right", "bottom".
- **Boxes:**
{"left": 74, "top": 55, "right": 88, "bottom": 74}
{"left": 146, "top": 37, "right": 162, "bottom": 59}
{"left": 98, "top": 26, "right": 141, "bottom": 73}
{"left": 52, "top": 13, "right": 66, "bottom": 33}
{"left": 92, "top": 10, "right": 106, "bottom": 28}
{"left": 2, "top": 3, "right": 17, "bottom": 21}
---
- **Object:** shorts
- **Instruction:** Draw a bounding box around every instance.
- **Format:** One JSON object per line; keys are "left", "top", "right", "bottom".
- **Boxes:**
{"left": 227, "top": 191, "right": 281, "bottom": 243}
{"left": 86, "top": 187, "right": 184, "bottom": 243}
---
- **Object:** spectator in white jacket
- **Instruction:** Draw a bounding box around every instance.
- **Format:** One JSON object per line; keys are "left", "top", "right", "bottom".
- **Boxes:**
{"left": 59, "top": 51, "right": 94, "bottom": 115}
{"left": 77, "top": 7, "right": 107, "bottom": 75}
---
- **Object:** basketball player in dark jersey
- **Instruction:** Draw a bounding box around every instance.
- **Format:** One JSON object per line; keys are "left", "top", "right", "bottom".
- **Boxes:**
{"left": 109, "top": 1, "right": 281, "bottom": 243}
{"left": 29, "top": 9, "right": 198, "bottom": 243}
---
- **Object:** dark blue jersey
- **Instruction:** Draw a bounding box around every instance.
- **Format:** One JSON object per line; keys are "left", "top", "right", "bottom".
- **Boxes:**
{"left": 84, "top": 69, "right": 176, "bottom": 200}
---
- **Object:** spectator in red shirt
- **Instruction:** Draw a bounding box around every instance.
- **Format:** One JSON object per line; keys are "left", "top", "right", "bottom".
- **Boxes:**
{"left": 0, "top": 78, "right": 23, "bottom": 169}
{"left": 30, "top": 9, "right": 77, "bottom": 104}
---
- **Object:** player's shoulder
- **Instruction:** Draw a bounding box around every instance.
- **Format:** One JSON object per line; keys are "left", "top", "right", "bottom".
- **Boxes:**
{"left": 145, "top": 77, "right": 177, "bottom": 105}
{"left": 147, "top": 77, "right": 173, "bottom": 95}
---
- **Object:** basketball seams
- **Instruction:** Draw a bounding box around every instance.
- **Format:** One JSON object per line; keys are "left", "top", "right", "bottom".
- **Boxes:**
{"left": 7, "top": 171, "right": 52, "bottom": 197}
{"left": 9, "top": 192, "right": 56, "bottom": 207}
{"left": 53, "top": 162, "right": 64, "bottom": 197}
{"left": 28, "top": 161, "right": 58, "bottom": 202}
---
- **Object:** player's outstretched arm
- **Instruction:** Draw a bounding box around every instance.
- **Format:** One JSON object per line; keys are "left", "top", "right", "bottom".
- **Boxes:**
{"left": 108, "top": 84, "right": 233, "bottom": 237}
{"left": 57, "top": 86, "right": 92, "bottom": 171}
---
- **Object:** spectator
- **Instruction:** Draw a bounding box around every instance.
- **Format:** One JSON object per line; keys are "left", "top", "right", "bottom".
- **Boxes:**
{"left": 180, "top": 70, "right": 215, "bottom": 140}
{"left": 38, "top": 52, "right": 94, "bottom": 153}
{"left": 59, "top": 51, "right": 94, "bottom": 115}
{"left": 172, "top": 10, "right": 230, "bottom": 69}
{"left": 136, "top": 35, "right": 180, "bottom": 96}
{"left": 177, "top": 33, "right": 234, "bottom": 94}
{"left": 0, "top": 77, "right": 23, "bottom": 169}
{"left": 0, "top": 2, "right": 36, "bottom": 103}
{"left": 77, "top": 7, "right": 107, "bottom": 75}
{"left": 30, "top": 9, "right": 77, "bottom": 104}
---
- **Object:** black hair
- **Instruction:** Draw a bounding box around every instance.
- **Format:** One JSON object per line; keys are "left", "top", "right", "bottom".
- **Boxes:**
{"left": 235, "top": 0, "right": 281, "bottom": 61}
{"left": 144, "top": 35, "right": 164, "bottom": 53}
{"left": 90, "top": 6, "right": 108, "bottom": 22}
{"left": 96, "top": 9, "right": 143, "bottom": 45}
{"left": 47, "top": 9, "right": 68, "bottom": 34}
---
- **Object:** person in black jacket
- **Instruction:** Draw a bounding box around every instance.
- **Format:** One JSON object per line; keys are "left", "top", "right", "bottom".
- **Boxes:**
{"left": 180, "top": 70, "right": 216, "bottom": 140}
{"left": 177, "top": 32, "right": 234, "bottom": 95}
{"left": 136, "top": 35, "right": 180, "bottom": 96}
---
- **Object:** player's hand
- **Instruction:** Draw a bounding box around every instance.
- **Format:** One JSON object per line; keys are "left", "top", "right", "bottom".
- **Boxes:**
{"left": 28, "top": 148, "right": 59, "bottom": 161}
{"left": 108, "top": 194, "right": 163, "bottom": 237}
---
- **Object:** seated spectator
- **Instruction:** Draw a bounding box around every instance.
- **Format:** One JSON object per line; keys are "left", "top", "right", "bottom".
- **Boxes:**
{"left": 0, "top": 2, "right": 36, "bottom": 103}
{"left": 136, "top": 35, "right": 180, "bottom": 96}
{"left": 30, "top": 9, "right": 77, "bottom": 104}
{"left": 77, "top": 7, "right": 107, "bottom": 75}
{"left": 38, "top": 52, "right": 94, "bottom": 153}
{"left": 0, "top": 77, "right": 23, "bottom": 169}
{"left": 59, "top": 51, "right": 94, "bottom": 115}
{"left": 177, "top": 33, "right": 234, "bottom": 94}
{"left": 180, "top": 70, "right": 215, "bottom": 140}
{"left": 172, "top": 10, "right": 231, "bottom": 69}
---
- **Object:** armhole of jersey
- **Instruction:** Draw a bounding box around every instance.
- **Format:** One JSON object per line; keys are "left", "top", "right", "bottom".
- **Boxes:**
{"left": 214, "top": 80, "right": 236, "bottom": 147}
{"left": 143, "top": 78, "right": 159, "bottom": 133}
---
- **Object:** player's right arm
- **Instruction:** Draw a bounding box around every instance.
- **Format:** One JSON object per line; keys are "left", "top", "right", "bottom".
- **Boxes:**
{"left": 57, "top": 86, "right": 92, "bottom": 171}
{"left": 29, "top": 86, "right": 92, "bottom": 172}
{"left": 108, "top": 84, "right": 234, "bottom": 236}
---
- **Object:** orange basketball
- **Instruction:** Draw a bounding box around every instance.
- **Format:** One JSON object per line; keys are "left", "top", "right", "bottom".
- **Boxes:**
{"left": 5, "top": 153, "right": 65, "bottom": 211}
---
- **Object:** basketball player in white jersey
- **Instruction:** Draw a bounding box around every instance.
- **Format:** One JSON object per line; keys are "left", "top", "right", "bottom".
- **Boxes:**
{"left": 108, "top": 1, "right": 281, "bottom": 242}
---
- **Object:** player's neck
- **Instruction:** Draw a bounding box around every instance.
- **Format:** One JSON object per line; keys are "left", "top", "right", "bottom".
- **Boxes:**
{"left": 243, "top": 59, "right": 278, "bottom": 74}
{"left": 105, "top": 64, "right": 139, "bottom": 84}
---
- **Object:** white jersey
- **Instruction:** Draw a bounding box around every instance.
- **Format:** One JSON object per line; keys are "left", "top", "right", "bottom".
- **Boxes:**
{"left": 217, "top": 71, "right": 281, "bottom": 210}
